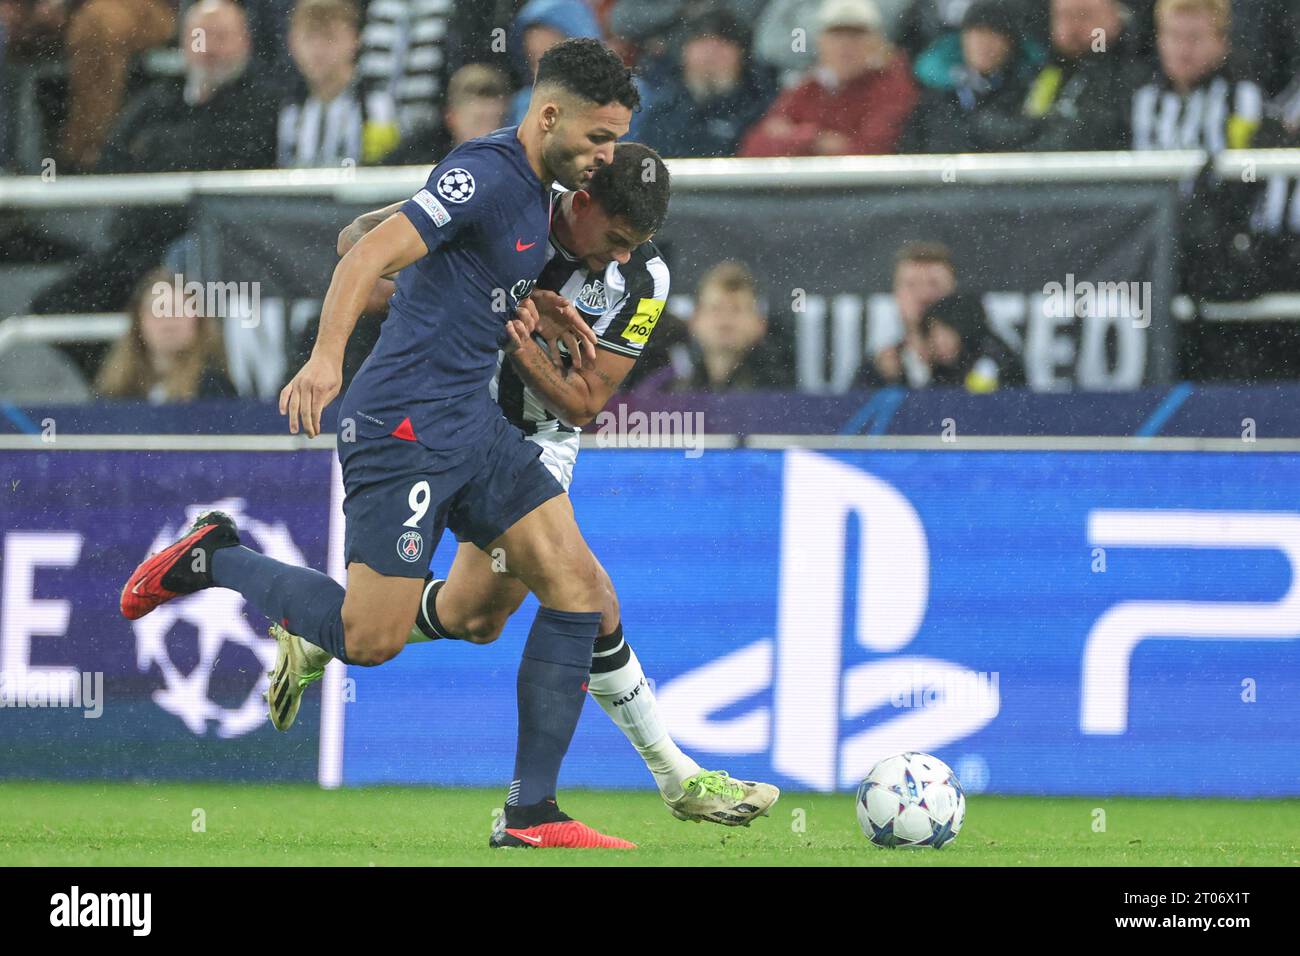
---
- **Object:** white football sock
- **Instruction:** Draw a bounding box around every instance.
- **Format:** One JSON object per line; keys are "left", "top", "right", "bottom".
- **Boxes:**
{"left": 587, "top": 632, "right": 700, "bottom": 800}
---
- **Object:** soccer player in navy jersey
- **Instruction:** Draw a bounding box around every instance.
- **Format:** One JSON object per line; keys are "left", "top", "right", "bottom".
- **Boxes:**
{"left": 121, "top": 39, "right": 644, "bottom": 849}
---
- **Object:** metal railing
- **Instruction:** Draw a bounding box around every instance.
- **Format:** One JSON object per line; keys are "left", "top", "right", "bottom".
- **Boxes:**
{"left": 3, "top": 148, "right": 1300, "bottom": 205}
{"left": 0, "top": 149, "right": 1253, "bottom": 207}
{"left": 0, "top": 313, "right": 128, "bottom": 358}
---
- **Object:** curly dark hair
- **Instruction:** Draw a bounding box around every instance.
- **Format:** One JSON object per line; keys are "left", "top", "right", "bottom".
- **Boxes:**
{"left": 535, "top": 37, "right": 640, "bottom": 111}
{"left": 586, "top": 142, "right": 670, "bottom": 235}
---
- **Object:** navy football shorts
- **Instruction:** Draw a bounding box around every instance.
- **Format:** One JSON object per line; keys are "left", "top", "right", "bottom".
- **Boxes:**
{"left": 337, "top": 414, "right": 564, "bottom": 579}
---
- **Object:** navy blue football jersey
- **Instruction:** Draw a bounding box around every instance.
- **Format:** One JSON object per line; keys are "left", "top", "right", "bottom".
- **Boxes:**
{"left": 340, "top": 127, "right": 551, "bottom": 452}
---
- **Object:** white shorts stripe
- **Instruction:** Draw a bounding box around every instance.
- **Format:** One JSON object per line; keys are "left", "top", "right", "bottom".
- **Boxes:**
{"left": 527, "top": 430, "right": 579, "bottom": 491}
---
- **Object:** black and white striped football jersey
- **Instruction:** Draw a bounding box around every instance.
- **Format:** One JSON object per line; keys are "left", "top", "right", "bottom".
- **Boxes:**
{"left": 358, "top": 0, "right": 452, "bottom": 133}
{"left": 278, "top": 80, "right": 398, "bottom": 168}
{"left": 1130, "top": 65, "right": 1263, "bottom": 152}
{"left": 491, "top": 197, "right": 671, "bottom": 433}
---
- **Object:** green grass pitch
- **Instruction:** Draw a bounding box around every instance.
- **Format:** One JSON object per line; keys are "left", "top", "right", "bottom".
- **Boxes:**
{"left": 1, "top": 782, "right": 1295, "bottom": 866}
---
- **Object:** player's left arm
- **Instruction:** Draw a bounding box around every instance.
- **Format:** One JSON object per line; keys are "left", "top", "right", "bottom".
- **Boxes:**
{"left": 504, "top": 260, "right": 669, "bottom": 425}
{"left": 505, "top": 331, "right": 634, "bottom": 427}
{"left": 338, "top": 201, "right": 404, "bottom": 257}
{"left": 339, "top": 202, "right": 405, "bottom": 304}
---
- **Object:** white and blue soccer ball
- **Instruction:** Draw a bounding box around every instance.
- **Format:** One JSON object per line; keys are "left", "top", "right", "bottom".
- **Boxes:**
{"left": 856, "top": 752, "right": 966, "bottom": 849}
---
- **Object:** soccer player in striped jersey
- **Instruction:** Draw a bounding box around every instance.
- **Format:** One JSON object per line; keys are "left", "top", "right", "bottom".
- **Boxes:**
{"left": 270, "top": 142, "right": 779, "bottom": 832}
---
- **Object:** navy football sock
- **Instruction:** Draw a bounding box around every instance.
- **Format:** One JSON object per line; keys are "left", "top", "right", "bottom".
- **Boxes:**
{"left": 212, "top": 546, "right": 351, "bottom": 664}
{"left": 508, "top": 607, "right": 601, "bottom": 807}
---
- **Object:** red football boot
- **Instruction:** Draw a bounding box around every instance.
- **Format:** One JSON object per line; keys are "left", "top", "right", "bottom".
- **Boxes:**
{"left": 120, "top": 510, "right": 240, "bottom": 620}
{"left": 489, "top": 799, "right": 636, "bottom": 849}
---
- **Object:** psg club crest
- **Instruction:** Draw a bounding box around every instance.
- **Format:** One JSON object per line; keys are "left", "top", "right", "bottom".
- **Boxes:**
{"left": 397, "top": 530, "right": 424, "bottom": 563}
{"left": 436, "top": 167, "right": 476, "bottom": 204}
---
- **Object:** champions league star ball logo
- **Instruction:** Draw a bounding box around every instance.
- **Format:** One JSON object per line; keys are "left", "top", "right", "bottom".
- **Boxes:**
{"left": 130, "top": 499, "right": 308, "bottom": 738}
{"left": 436, "top": 167, "right": 475, "bottom": 204}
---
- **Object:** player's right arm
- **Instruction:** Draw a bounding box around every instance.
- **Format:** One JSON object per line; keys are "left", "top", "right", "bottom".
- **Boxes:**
{"left": 280, "top": 213, "right": 429, "bottom": 438}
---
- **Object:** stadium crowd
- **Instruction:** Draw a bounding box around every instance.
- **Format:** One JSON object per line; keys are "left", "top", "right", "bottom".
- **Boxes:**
{"left": 2, "top": 0, "right": 1300, "bottom": 403}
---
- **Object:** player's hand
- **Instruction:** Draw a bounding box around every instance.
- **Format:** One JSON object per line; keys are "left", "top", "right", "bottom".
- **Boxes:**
{"left": 528, "top": 288, "right": 597, "bottom": 368}
{"left": 502, "top": 316, "right": 534, "bottom": 355}
{"left": 279, "top": 353, "right": 342, "bottom": 438}
{"left": 514, "top": 297, "right": 540, "bottom": 337}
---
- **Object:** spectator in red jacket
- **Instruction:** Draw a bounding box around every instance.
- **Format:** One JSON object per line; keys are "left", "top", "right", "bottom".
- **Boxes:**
{"left": 739, "top": 0, "right": 919, "bottom": 156}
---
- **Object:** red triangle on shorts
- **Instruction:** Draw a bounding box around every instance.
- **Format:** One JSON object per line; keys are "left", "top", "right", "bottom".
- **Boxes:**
{"left": 391, "top": 416, "right": 417, "bottom": 441}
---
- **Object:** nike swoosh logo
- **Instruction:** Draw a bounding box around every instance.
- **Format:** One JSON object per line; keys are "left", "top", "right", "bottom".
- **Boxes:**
{"left": 131, "top": 581, "right": 144, "bottom": 595}
{"left": 515, "top": 239, "right": 537, "bottom": 252}
{"left": 512, "top": 832, "right": 542, "bottom": 844}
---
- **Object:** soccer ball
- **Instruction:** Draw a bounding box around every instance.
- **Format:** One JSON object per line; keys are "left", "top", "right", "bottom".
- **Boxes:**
{"left": 856, "top": 752, "right": 966, "bottom": 849}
